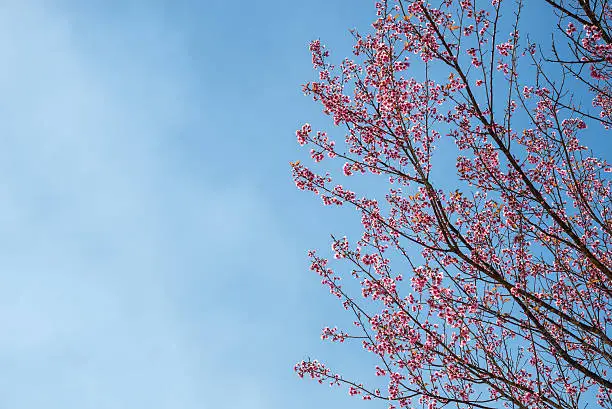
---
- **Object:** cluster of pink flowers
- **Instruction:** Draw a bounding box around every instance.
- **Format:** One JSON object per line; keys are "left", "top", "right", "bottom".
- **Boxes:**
{"left": 293, "top": 1, "right": 612, "bottom": 408}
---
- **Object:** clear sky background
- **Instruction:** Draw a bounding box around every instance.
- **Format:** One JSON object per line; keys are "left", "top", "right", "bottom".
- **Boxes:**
{"left": 0, "top": 1, "right": 609, "bottom": 409}
{"left": 0, "top": 1, "right": 378, "bottom": 408}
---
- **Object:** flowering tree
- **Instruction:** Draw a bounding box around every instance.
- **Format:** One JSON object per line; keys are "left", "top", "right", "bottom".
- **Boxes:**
{"left": 291, "top": 1, "right": 612, "bottom": 408}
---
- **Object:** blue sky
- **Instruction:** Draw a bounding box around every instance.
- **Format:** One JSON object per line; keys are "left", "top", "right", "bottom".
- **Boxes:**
{"left": 0, "top": 1, "right": 609, "bottom": 409}
{"left": 0, "top": 1, "right": 377, "bottom": 408}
